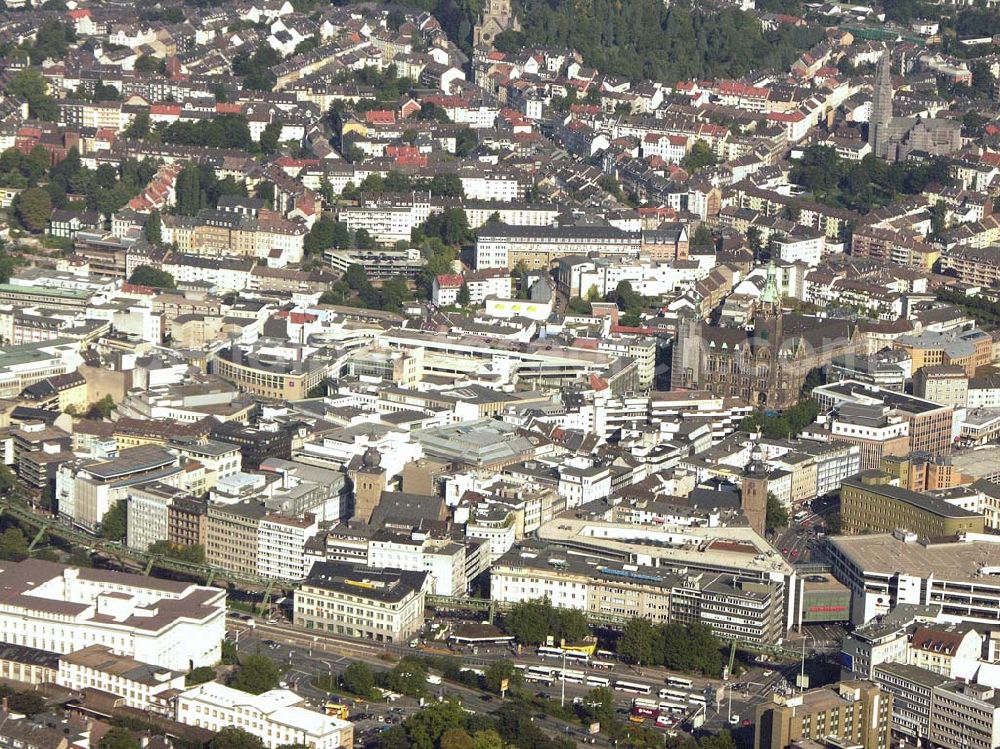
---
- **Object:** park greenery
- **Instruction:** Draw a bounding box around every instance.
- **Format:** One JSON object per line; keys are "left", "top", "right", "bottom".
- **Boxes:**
{"left": 100, "top": 502, "right": 127, "bottom": 542}
{"left": 616, "top": 618, "right": 724, "bottom": 676}
{"left": 502, "top": 597, "right": 590, "bottom": 645}
{"left": 493, "top": 3, "right": 825, "bottom": 82}
{"left": 148, "top": 540, "right": 207, "bottom": 565}
{"left": 129, "top": 266, "right": 177, "bottom": 289}
{"left": 790, "top": 146, "right": 952, "bottom": 214}
{"left": 229, "top": 653, "right": 283, "bottom": 694}
{"left": 740, "top": 399, "right": 820, "bottom": 439}
{"left": 936, "top": 289, "right": 1000, "bottom": 328}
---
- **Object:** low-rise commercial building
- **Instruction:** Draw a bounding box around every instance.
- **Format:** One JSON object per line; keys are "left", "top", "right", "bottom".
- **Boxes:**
{"left": 176, "top": 682, "right": 353, "bottom": 749}
{"left": 57, "top": 644, "right": 185, "bottom": 715}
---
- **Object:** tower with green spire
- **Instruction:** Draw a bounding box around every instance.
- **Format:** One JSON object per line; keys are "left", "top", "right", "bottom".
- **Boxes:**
{"left": 759, "top": 260, "right": 781, "bottom": 317}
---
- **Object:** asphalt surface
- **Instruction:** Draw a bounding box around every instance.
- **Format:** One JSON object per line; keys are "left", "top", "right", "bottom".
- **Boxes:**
{"left": 227, "top": 618, "right": 799, "bottom": 747}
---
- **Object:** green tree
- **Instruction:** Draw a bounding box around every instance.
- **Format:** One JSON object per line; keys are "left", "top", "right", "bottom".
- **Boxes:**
{"left": 259, "top": 121, "right": 282, "bottom": 155}
{"left": 471, "top": 731, "right": 504, "bottom": 749}
{"left": 692, "top": 223, "right": 714, "bottom": 247}
{"left": 503, "top": 598, "right": 555, "bottom": 644}
{"left": 342, "top": 661, "right": 375, "bottom": 698}
{"left": 0, "top": 463, "right": 14, "bottom": 494}
{"left": 483, "top": 659, "right": 520, "bottom": 694}
{"left": 6, "top": 69, "right": 58, "bottom": 121}
{"left": 145, "top": 209, "right": 162, "bottom": 245}
{"left": 87, "top": 394, "right": 115, "bottom": 420}
{"left": 681, "top": 139, "right": 717, "bottom": 173}
{"left": 210, "top": 728, "right": 266, "bottom": 749}
{"left": 354, "top": 228, "right": 376, "bottom": 250}
{"left": 13, "top": 188, "right": 52, "bottom": 233}
{"left": 5, "top": 690, "right": 46, "bottom": 716}
{"left": 617, "top": 617, "right": 656, "bottom": 665}
{"left": 440, "top": 729, "right": 474, "bottom": 749}
{"left": 555, "top": 608, "right": 589, "bottom": 643}
{"left": 0, "top": 527, "right": 29, "bottom": 561}
{"left": 100, "top": 501, "right": 127, "bottom": 541}
{"left": 380, "top": 276, "right": 412, "bottom": 312}
{"left": 98, "top": 727, "right": 139, "bottom": 749}
{"left": 304, "top": 215, "right": 337, "bottom": 255}
{"left": 381, "top": 657, "right": 426, "bottom": 697}
{"left": 129, "top": 265, "right": 176, "bottom": 288}
{"left": 135, "top": 54, "right": 166, "bottom": 74}
{"left": 230, "top": 654, "right": 282, "bottom": 695}
{"left": 456, "top": 282, "right": 471, "bottom": 306}
{"left": 186, "top": 666, "right": 216, "bottom": 685}
{"left": 428, "top": 174, "right": 465, "bottom": 198}
{"left": 68, "top": 548, "right": 93, "bottom": 568}
{"left": 766, "top": 492, "right": 788, "bottom": 531}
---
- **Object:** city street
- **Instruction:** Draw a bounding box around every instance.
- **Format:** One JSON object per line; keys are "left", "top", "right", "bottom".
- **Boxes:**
{"left": 227, "top": 618, "right": 796, "bottom": 747}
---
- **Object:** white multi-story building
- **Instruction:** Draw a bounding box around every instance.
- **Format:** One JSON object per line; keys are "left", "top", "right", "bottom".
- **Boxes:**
{"left": 772, "top": 228, "right": 826, "bottom": 266}
{"left": 57, "top": 644, "right": 185, "bottom": 715}
{"left": 176, "top": 682, "right": 353, "bottom": 749}
{"left": 57, "top": 445, "right": 185, "bottom": 535}
{"left": 0, "top": 560, "right": 225, "bottom": 670}
{"left": 558, "top": 461, "right": 612, "bottom": 508}
{"left": 127, "top": 482, "right": 187, "bottom": 552}
{"left": 338, "top": 197, "right": 434, "bottom": 244}
{"left": 367, "top": 531, "right": 467, "bottom": 596}
{"left": 465, "top": 506, "right": 517, "bottom": 561}
{"left": 257, "top": 513, "right": 318, "bottom": 581}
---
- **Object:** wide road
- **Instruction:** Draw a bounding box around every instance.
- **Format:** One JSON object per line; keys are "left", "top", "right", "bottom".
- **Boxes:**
{"left": 229, "top": 619, "right": 783, "bottom": 746}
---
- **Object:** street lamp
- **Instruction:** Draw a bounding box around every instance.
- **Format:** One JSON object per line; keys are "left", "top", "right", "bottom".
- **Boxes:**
{"left": 799, "top": 631, "right": 815, "bottom": 693}
{"left": 560, "top": 650, "right": 567, "bottom": 708}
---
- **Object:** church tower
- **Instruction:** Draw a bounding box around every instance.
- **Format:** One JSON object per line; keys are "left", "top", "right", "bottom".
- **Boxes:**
{"left": 474, "top": 0, "right": 521, "bottom": 48}
{"left": 870, "top": 50, "right": 894, "bottom": 159}
{"left": 348, "top": 446, "right": 386, "bottom": 523}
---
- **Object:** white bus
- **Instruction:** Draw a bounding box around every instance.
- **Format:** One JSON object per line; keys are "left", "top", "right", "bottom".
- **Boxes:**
{"left": 560, "top": 669, "right": 586, "bottom": 683}
{"left": 666, "top": 676, "right": 694, "bottom": 689}
{"left": 596, "top": 649, "right": 616, "bottom": 660}
{"left": 659, "top": 688, "right": 688, "bottom": 701}
{"left": 525, "top": 666, "right": 555, "bottom": 685}
{"left": 615, "top": 680, "right": 652, "bottom": 695}
{"left": 658, "top": 701, "right": 688, "bottom": 714}
{"left": 688, "top": 693, "right": 707, "bottom": 706}
{"left": 537, "top": 646, "right": 563, "bottom": 659}
{"left": 563, "top": 651, "right": 590, "bottom": 664}
{"left": 632, "top": 698, "right": 659, "bottom": 710}
{"left": 591, "top": 660, "right": 615, "bottom": 670}
{"left": 586, "top": 675, "right": 611, "bottom": 688}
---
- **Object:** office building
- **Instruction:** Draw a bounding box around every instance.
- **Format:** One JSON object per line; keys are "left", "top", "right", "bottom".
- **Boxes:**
{"left": 754, "top": 681, "right": 893, "bottom": 749}
{"left": 839, "top": 471, "right": 985, "bottom": 537}
{"left": 871, "top": 662, "right": 949, "bottom": 744}
{"left": 813, "top": 381, "right": 955, "bottom": 456}
{"left": 56, "top": 445, "right": 184, "bottom": 534}
{"left": 929, "top": 682, "right": 1000, "bottom": 749}
{"left": 294, "top": 561, "right": 427, "bottom": 643}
